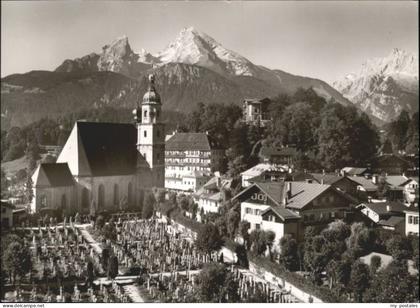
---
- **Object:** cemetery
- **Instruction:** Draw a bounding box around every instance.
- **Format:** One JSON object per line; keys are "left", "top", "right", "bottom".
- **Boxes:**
{"left": 1, "top": 213, "right": 299, "bottom": 303}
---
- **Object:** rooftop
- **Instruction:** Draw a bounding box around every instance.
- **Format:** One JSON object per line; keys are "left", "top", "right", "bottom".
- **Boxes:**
{"left": 166, "top": 132, "right": 221, "bottom": 151}
{"left": 33, "top": 163, "right": 75, "bottom": 187}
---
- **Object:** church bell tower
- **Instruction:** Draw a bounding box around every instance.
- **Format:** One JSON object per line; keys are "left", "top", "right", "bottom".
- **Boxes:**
{"left": 133, "top": 74, "right": 165, "bottom": 187}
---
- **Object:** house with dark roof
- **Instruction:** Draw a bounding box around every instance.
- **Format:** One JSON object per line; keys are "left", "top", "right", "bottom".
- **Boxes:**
{"left": 356, "top": 201, "right": 407, "bottom": 234}
{"left": 340, "top": 167, "right": 369, "bottom": 177}
{"left": 233, "top": 180, "right": 355, "bottom": 243}
{"left": 32, "top": 75, "right": 165, "bottom": 214}
{"left": 259, "top": 145, "right": 297, "bottom": 166}
{"left": 165, "top": 132, "right": 224, "bottom": 192}
{"left": 371, "top": 154, "right": 414, "bottom": 175}
{"left": 310, "top": 173, "right": 360, "bottom": 200}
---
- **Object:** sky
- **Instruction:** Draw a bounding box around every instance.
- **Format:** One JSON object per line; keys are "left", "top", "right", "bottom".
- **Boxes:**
{"left": 1, "top": 1, "right": 418, "bottom": 83}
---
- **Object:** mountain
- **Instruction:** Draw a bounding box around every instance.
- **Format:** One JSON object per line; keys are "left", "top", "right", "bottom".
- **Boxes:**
{"left": 2, "top": 27, "right": 352, "bottom": 129}
{"left": 333, "top": 48, "right": 419, "bottom": 123}
{"left": 55, "top": 36, "right": 151, "bottom": 77}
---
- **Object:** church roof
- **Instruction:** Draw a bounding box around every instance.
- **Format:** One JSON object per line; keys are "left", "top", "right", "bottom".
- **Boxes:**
{"left": 166, "top": 132, "right": 221, "bottom": 151}
{"left": 57, "top": 121, "right": 138, "bottom": 177}
{"left": 77, "top": 122, "right": 138, "bottom": 176}
{"left": 33, "top": 163, "right": 75, "bottom": 187}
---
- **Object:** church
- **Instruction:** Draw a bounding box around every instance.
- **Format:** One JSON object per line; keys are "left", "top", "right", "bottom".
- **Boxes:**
{"left": 30, "top": 75, "right": 165, "bottom": 215}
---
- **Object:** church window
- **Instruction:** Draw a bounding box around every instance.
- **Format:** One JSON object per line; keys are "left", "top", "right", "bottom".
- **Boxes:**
{"left": 144, "top": 130, "right": 147, "bottom": 137}
{"left": 61, "top": 194, "right": 67, "bottom": 211}
{"left": 113, "top": 184, "right": 119, "bottom": 205}
{"left": 144, "top": 110, "right": 148, "bottom": 118}
{"left": 40, "top": 195, "right": 47, "bottom": 208}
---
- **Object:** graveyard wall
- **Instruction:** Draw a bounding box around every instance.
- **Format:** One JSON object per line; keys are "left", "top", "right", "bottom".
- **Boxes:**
{"left": 247, "top": 261, "right": 323, "bottom": 303}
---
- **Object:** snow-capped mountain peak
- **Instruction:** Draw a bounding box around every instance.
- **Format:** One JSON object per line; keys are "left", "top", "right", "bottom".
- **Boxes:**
{"left": 154, "top": 26, "right": 257, "bottom": 76}
{"left": 334, "top": 49, "right": 419, "bottom": 123}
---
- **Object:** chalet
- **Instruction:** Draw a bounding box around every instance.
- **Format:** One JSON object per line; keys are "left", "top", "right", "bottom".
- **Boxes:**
{"left": 371, "top": 154, "right": 414, "bottom": 175}
{"left": 356, "top": 201, "right": 407, "bottom": 234}
{"left": 233, "top": 180, "right": 355, "bottom": 243}
{"left": 347, "top": 176, "right": 378, "bottom": 200}
{"left": 310, "top": 173, "right": 360, "bottom": 199}
{"left": 241, "top": 163, "right": 288, "bottom": 188}
{"left": 259, "top": 145, "right": 297, "bottom": 166}
{"left": 340, "top": 167, "right": 369, "bottom": 177}
{"left": 385, "top": 175, "right": 418, "bottom": 204}
{"left": 194, "top": 175, "right": 233, "bottom": 220}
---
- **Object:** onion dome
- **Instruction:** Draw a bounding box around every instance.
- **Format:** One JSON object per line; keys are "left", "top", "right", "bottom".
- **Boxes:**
{"left": 142, "top": 74, "right": 161, "bottom": 104}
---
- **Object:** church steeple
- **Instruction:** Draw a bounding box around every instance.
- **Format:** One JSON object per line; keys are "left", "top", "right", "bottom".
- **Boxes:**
{"left": 134, "top": 74, "right": 165, "bottom": 187}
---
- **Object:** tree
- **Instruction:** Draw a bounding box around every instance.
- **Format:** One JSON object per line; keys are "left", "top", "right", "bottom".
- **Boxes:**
{"left": 234, "top": 244, "right": 249, "bottom": 268}
{"left": 346, "top": 222, "right": 375, "bottom": 258}
{"left": 226, "top": 210, "right": 240, "bottom": 239}
{"left": 304, "top": 234, "right": 333, "bottom": 284}
{"left": 279, "top": 234, "right": 299, "bottom": 271}
{"left": 249, "top": 230, "right": 268, "bottom": 256}
{"left": 370, "top": 255, "right": 381, "bottom": 273}
{"left": 24, "top": 175, "right": 34, "bottom": 206}
{"left": 195, "top": 224, "right": 224, "bottom": 256}
{"left": 3, "top": 242, "right": 32, "bottom": 284}
{"left": 365, "top": 260, "right": 418, "bottom": 303}
{"left": 349, "top": 261, "right": 370, "bottom": 302}
{"left": 107, "top": 255, "right": 119, "bottom": 280}
{"left": 86, "top": 260, "right": 95, "bottom": 286}
{"left": 239, "top": 221, "right": 250, "bottom": 248}
{"left": 101, "top": 247, "right": 110, "bottom": 270}
{"left": 1, "top": 167, "right": 9, "bottom": 196}
{"left": 142, "top": 192, "right": 155, "bottom": 219}
{"left": 385, "top": 234, "right": 411, "bottom": 261}
{"left": 197, "top": 263, "right": 227, "bottom": 302}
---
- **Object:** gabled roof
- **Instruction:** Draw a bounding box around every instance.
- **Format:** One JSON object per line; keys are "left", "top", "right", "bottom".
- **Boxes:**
{"left": 244, "top": 97, "right": 271, "bottom": 105}
{"left": 341, "top": 167, "right": 368, "bottom": 176}
{"left": 348, "top": 176, "right": 378, "bottom": 191}
{"left": 385, "top": 175, "right": 416, "bottom": 188}
{"left": 285, "top": 182, "right": 331, "bottom": 210}
{"left": 261, "top": 206, "right": 300, "bottom": 221}
{"left": 378, "top": 216, "right": 405, "bottom": 227}
{"left": 358, "top": 201, "right": 407, "bottom": 216}
{"left": 232, "top": 181, "right": 286, "bottom": 206}
{"left": 166, "top": 132, "right": 221, "bottom": 151}
{"left": 58, "top": 121, "right": 138, "bottom": 177}
{"left": 195, "top": 176, "right": 233, "bottom": 201}
{"left": 241, "top": 163, "right": 288, "bottom": 177}
{"left": 33, "top": 163, "right": 74, "bottom": 187}
{"left": 310, "top": 173, "right": 344, "bottom": 185}
{"left": 259, "top": 146, "right": 298, "bottom": 158}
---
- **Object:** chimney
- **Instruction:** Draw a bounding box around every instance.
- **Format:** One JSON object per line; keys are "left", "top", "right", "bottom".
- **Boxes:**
{"left": 321, "top": 179, "right": 324, "bottom": 185}
{"left": 287, "top": 182, "right": 292, "bottom": 199}
{"left": 372, "top": 175, "right": 379, "bottom": 184}
{"left": 386, "top": 205, "right": 391, "bottom": 212}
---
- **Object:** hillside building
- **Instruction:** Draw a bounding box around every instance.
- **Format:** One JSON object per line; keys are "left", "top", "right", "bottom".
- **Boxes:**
{"left": 31, "top": 75, "right": 165, "bottom": 214}
{"left": 242, "top": 98, "right": 272, "bottom": 127}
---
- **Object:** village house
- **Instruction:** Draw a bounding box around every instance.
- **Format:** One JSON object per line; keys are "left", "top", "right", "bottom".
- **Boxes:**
{"left": 310, "top": 173, "right": 360, "bottom": 200}
{"left": 164, "top": 132, "right": 224, "bottom": 193}
{"left": 241, "top": 163, "right": 289, "bottom": 188}
{"left": 194, "top": 173, "right": 233, "bottom": 221}
{"left": 233, "top": 180, "right": 355, "bottom": 244}
{"left": 258, "top": 145, "right": 297, "bottom": 166}
{"left": 371, "top": 154, "right": 414, "bottom": 175}
{"left": 404, "top": 205, "right": 419, "bottom": 236}
{"left": 340, "top": 167, "right": 369, "bottom": 177}
{"left": 31, "top": 75, "right": 165, "bottom": 214}
{"left": 356, "top": 201, "right": 407, "bottom": 234}
{"left": 385, "top": 175, "right": 418, "bottom": 204}
{"left": 346, "top": 175, "right": 379, "bottom": 201}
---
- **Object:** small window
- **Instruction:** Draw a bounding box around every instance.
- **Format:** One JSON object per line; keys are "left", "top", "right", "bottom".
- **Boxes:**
{"left": 255, "top": 224, "right": 261, "bottom": 230}
{"left": 414, "top": 217, "right": 419, "bottom": 225}
{"left": 144, "top": 130, "right": 147, "bottom": 137}
{"left": 408, "top": 216, "right": 413, "bottom": 224}
{"left": 144, "top": 110, "right": 148, "bottom": 118}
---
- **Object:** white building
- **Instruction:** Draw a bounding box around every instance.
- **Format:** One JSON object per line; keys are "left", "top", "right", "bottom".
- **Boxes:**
{"left": 194, "top": 174, "right": 233, "bottom": 219}
{"left": 405, "top": 206, "right": 419, "bottom": 236}
{"left": 385, "top": 175, "right": 419, "bottom": 205}
{"left": 241, "top": 163, "right": 288, "bottom": 188}
{"left": 165, "top": 132, "right": 224, "bottom": 192}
